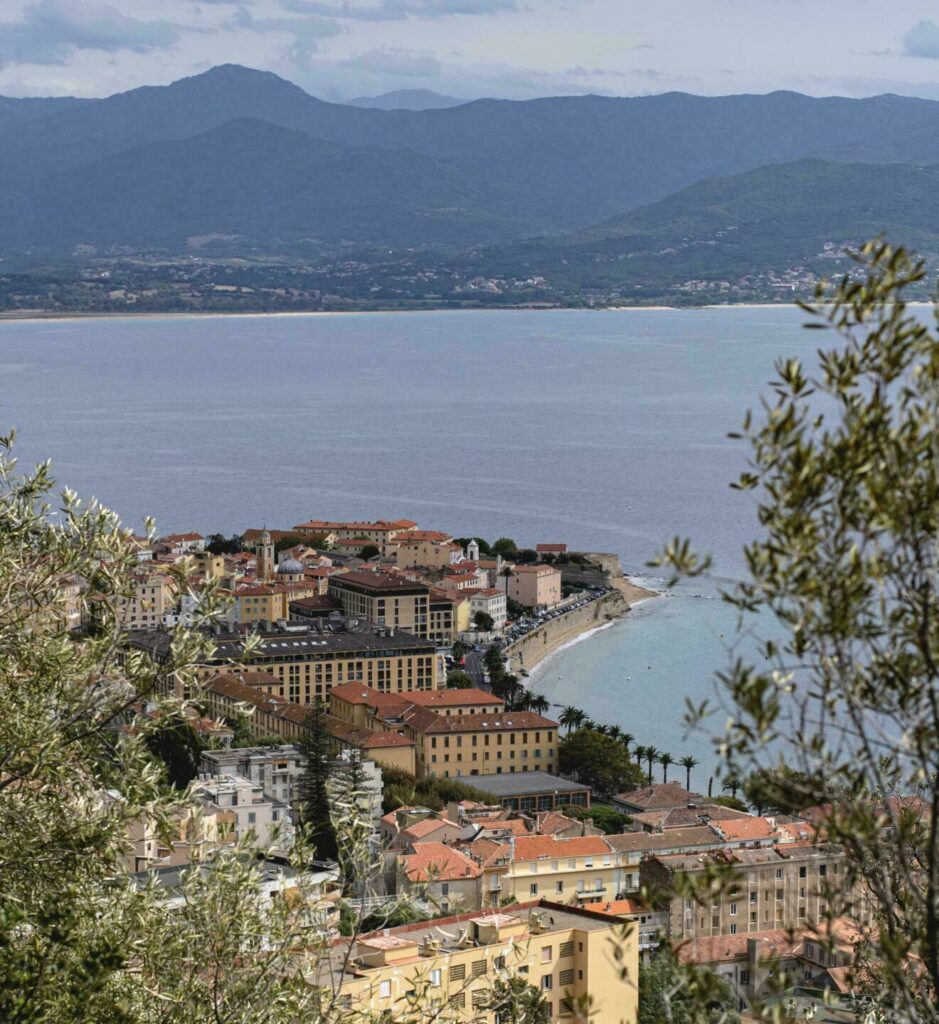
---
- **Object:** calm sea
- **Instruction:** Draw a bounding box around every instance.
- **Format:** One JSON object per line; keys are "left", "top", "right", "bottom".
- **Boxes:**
{"left": 0, "top": 307, "right": 819, "bottom": 785}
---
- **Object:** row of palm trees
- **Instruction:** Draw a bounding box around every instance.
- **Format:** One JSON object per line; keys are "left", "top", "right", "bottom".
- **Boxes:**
{"left": 557, "top": 704, "right": 700, "bottom": 789}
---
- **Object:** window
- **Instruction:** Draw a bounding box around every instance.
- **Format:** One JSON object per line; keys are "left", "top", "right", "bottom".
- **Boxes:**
{"left": 530, "top": 884, "right": 539, "bottom": 896}
{"left": 248, "top": 812, "right": 256, "bottom": 824}
{"left": 819, "top": 864, "right": 827, "bottom": 877}
{"left": 556, "top": 881, "right": 564, "bottom": 893}
{"left": 740, "top": 970, "right": 750, "bottom": 984}
{"left": 430, "top": 969, "right": 441, "bottom": 987}
{"left": 730, "top": 924, "right": 737, "bottom": 935}
{"left": 776, "top": 889, "right": 784, "bottom": 901}
{"left": 560, "top": 969, "right": 575, "bottom": 986}
{"left": 441, "top": 883, "right": 449, "bottom": 896}
{"left": 799, "top": 866, "right": 807, "bottom": 878}
{"left": 541, "top": 946, "right": 552, "bottom": 962}
{"left": 560, "top": 941, "right": 574, "bottom": 958}
{"left": 541, "top": 976, "right": 553, "bottom": 991}
{"left": 379, "top": 980, "right": 391, "bottom": 999}
{"left": 450, "top": 964, "right": 465, "bottom": 982}
{"left": 776, "top": 869, "right": 783, "bottom": 880}
{"left": 730, "top": 902, "right": 737, "bottom": 916}
{"left": 472, "top": 960, "right": 487, "bottom": 978}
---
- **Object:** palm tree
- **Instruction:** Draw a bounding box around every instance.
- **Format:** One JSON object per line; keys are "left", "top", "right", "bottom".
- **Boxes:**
{"left": 558, "top": 706, "right": 584, "bottom": 735}
{"left": 722, "top": 772, "right": 742, "bottom": 801}
{"left": 500, "top": 564, "right": 514, "bottom": 596}
{"left": 679, "top": 755, "right": 699, "bottom": 791}
{"left": 607, "top": 724, "right": 622, "bottom": 742}
{"left": 528, "top": 694, "right": 550, "bottom": 715}
{"left": 644, "top": 746, "right": 659, "bottom": 784}
{"left": 513, "top": 690, "right": 533, "bottom": 711}
{"left": 659, "top": 751, "right": 674, "bottom": 783}
{"left": 633, "top": 744, "right": 647, "bottom": 769}
{"left": 620, "top": 732, "right": 635, "bottom": 755}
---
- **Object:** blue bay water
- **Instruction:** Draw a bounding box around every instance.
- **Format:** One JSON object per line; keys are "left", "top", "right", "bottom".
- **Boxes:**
{"left": 0, "top": 307, "right": 818, "bottom": 781}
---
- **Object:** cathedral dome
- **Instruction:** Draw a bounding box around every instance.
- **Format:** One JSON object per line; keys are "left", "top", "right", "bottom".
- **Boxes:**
{"left": 277, "top": 558, "right": 304, "bottom": 575}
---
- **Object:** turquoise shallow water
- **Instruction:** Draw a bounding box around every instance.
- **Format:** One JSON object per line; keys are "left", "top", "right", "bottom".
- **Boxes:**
{"left": 0, "top": 306, "right": 818, "bottom": 778}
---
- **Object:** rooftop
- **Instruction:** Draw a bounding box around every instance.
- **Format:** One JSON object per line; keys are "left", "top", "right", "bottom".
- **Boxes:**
{"left": 400, "top": 706, "right": 557, "bottom": 734}
{"left": 614, "top": 782, "right": 706, "bottom": 810}
{"left": 513, "top": 834, "right": 610, "bottom": 860}
{"left": 329, "top": 571, "right": 429, "bottom": 594}
{"left": 451, "top": 771, "right": 589, "bottom": 798}
{"left": 400, "top": 842, "right": 482, "bottom": 882}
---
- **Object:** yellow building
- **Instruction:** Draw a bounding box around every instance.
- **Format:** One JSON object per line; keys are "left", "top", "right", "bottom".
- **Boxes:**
{"left": 496, "top": 835, "right": 619, "bottom": 908}
{"left": 322, "top": 900, "right": 637, "bottom": 1024}
{"left": 227, "top": 580, "right": 321, "bottom": 624}
{"left": 400, "top": 706, "right": 559, "bottom": 780}
{"left": 429, "top": 590, "right": 471, "bottom": 645}
{"left": 329, "top": 571, "right": 431, "bottom": 638}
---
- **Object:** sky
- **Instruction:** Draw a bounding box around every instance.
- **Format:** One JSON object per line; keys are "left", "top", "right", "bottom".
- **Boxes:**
{"left": 4, "top": 0, "right": 939, "bottom": 103}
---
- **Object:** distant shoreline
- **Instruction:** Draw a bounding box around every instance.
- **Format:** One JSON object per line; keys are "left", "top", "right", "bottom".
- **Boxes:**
{"left": 0, "top": 302, "right": 806, "bottom": 324}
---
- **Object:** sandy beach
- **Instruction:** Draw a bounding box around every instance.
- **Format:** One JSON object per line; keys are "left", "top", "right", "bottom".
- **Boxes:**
{"left": 504, "top": 576, "right": 658, "bottom": 677}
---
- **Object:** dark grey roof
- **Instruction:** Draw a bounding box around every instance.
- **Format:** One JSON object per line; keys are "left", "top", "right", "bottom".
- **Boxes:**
{"left": 452, "top": 771, "right": 589, "bottom": 798}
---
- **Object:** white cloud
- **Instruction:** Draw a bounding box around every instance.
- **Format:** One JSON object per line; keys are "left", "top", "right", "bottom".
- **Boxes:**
{"left": 0, "top": 0, "right": 182, "bottom": 67}
{"left": 279, "top": 0, "right": 518, "bottom": 20}
{"left": 903, "top": 19, "right": 939, "bottom": 59}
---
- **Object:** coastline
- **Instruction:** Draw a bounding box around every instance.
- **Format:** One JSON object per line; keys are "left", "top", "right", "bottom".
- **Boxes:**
{"left": 504, "top": 576, "right": 658, "bottom": 679}
{"left": 0, "top": 302, "right": 805, "bottom": 324}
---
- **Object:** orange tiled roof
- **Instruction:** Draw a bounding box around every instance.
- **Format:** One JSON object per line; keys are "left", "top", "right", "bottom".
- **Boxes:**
{"left": 712, "top": 816, "right": 779, "bottom": 842}
{"left": 512, "top": 834, "right": 610, "bottom": 861}
{"left": 401, "top": 842, "right": 482, "bottom": 882}
{"left": 676, "top": 929, "right": 797, "bottom": 965}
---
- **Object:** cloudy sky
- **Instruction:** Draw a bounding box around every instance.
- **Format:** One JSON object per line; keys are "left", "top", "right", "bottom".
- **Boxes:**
{"left": 4, "top": 0, "right": 939, "bottom": 103}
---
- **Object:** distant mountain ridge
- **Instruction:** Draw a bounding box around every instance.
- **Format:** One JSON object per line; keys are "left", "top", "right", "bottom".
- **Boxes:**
{"left": 346, "top": 89, "right": 468, "bottom": 110}
{"left": 4, "top": 65, "right": 939, "bottom": 258}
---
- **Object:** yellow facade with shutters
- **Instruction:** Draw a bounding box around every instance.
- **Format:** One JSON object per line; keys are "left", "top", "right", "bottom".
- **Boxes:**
{"left": 327, "top": 902, "right": 636, "bottom": 1024}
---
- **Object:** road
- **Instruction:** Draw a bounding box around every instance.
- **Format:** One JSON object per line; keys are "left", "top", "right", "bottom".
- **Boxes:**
{"left": 462, "top": 650, "right": 489, "bottom": 688}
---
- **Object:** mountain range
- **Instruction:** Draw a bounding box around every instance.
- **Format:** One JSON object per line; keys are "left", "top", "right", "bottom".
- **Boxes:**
{"left": 2, "top": 64, "right": 939, "bottom": 294}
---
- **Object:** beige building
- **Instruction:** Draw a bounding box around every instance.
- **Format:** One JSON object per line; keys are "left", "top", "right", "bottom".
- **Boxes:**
{"left": 329, "top": 571, "right": 431, "bottom": 638}
{"left": 116, "top": 571, "right": 176, "bottom": 630}
{"left": 293, "top": 518, "right": 418, "bottom": 554}
{"left": 495, "top": 834, "right": 618, "bottom": 908}
{"left": 396, "top": 537, "right": 464, "bottom": 569}
{"left": 226, "top": 580, "right": 321, "bottom": 625}
{"left": 401, "top": 707, "right": 559, "bottom": 780}
{"left": 429, "top": 590, "right": 472, "bottom": 645}
{"left": 465, "top": 588, "right": 508, "bottom": 631}
{"left": 507, "top": 565, "right": 563, "bottom": 609}
{"left": 396, "top": 841, "right": 484, "bottom": 914}
{"left": 324, "top": 901, "right": 636, "bottom": 1024}
{"left": 642, "top": 841, "right": 854, "bottom": 940}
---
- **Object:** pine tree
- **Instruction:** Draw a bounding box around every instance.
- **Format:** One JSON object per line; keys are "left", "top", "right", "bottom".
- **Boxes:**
{"left": 298, "top": 699, "right": 338, "bottom": 862}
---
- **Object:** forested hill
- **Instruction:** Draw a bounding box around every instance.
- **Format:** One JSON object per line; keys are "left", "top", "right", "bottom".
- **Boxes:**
{"left": 6, "top": 66, "right": 939, "bottom": 256}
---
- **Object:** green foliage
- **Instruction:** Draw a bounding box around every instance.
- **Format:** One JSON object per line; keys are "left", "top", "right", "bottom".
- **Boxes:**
{"left": 482, "top": 975, "right": 551, "bottom": 1024}
{"left": 144, "top": 711, "right": 203, "bottom": 790}
{"left": 0, "top": 435, "right": 342, "bottom": 1022}
{"left": 446, "top": 669, "right": 474, "bottom": 689}
{"left": 560, "top": 804, "right": 630, "bottom": 835}
{"left": 204, "top": 532, "right": 242, "bottom": 554}
{"left": 273, "top": 533, "right": 309, "bottom": 553}
{"left": 297, "top": 700, "right": 338, "bottom": 861}
{"left": 491, "top": 537, "right": 519, "bottom": 559}
{"left": 380, "top": 765, "right": 494, "bottom": 813}
{"left": 708, "top": 795, "right": 747, "bottom": 813}
{"left": 658, "top": 240, "right": 939, "bottom": 1019}
{"left": 472, "top": 610, "right": 495, "bottom": 632}
{"left": 558, "top": 729, "right": 645, "bottom": 799}
{"left": 638, "top": 951, "right": 739, "bottom": 1024}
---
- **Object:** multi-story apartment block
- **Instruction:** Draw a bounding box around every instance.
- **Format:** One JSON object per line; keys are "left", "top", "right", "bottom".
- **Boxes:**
{"left": 497, "top": 835, "right": 617, "bottom": 907}
{"left": 116, "top": 571, "right": 176, "bottom": 630}
{"left": 428, "top": 589, "right": 471, "bottom": 645}
{"left": 328, "top": 571, "right": 431, "bottom": 638}
{"left": 507, "top": 564, "right": 563, "bottom": 610}
{"left": 465, "top": 588, "right": 508, "bottom": 631}
{"left": 320, "top": 901, "right": 637, "bottom": 1024}
{"left": 642, "top": 841, "right": 853, "bottom": 941}
{"left": 293, "top": 519, "right": 419, "bottom": 555}
{"left": 129, "top": 619, "right": 440, "bottom": 702}
{"left": 190, "top": 773, "right": 293, "bottom": 850}
{"left": 225, "top": 580, "right": 321, "bottom": 625}
{"left": 400, "top": 707, "right": 559, "bottom": 780}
